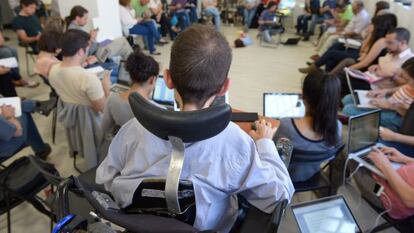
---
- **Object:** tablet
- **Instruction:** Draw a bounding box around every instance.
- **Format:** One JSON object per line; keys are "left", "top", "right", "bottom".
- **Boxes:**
{"left": 291, "top": 195, "right": 362, "bottom": 233}
{"left": 152, "top": 76, "right": 175, "bottom": 106}
{"left": 0, "top": 97, "right": 22, "bottom": 117}
{"left": 263, "top": 93, "right": 305, "bottom": 119}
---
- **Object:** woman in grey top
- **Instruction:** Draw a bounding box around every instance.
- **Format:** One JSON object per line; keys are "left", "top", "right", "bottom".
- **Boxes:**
{"left": 273, "top": 71, "right": 343, "bottom": 182}
{"left": 101, "top": 50, "right": 159, "bottom": 157}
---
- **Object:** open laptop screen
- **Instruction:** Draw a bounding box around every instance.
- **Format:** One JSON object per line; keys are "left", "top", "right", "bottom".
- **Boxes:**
{"left": 292, "top": 195, "right": 361, "bottom": 233}
{"left": 263, "top": 93, "right": 305, "bottom": 119}
{"left": 152, "top": 76, "right": 175, "bottom": 105}
{"left": 348, "top": 110, "right": 381, "bottom": 154}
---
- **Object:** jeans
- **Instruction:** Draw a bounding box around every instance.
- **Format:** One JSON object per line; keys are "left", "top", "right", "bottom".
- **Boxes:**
{"left": 379, "top": 140, "right": 414, "bottom": 157}
{"left": 243, "top": 7, "right": 257, "bottom": 28}
{"left": 315, "top": 42, "right": 360, "bottom": 72}
{"left": 296, "top": 14, "right": 312, "bottom": 35}
{"left": 342, "top": 95, "right": 402, "bottom": 131}
{"left": 0, "top": 100, "right": 47, "bottom": 158}
{"left": 151, "top": 13, "right": 171, "bottom": 38}
{"left": 204, "top": 7, "right": 221, "bottom": 31}
{"left": 187, "top": 7, "right": 198, "bottom": 23}
{"left": 129, "top": 21, "right": 160, "bottom": 53}
{"left": 309, "top": 14, "right": 325, "bottom": 35}
{"left": 174, "top": 11, "right": 191, "bottom": 31}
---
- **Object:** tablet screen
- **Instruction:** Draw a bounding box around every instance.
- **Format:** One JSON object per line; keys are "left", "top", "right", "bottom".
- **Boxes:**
{"left": 263, "top": 93, "right": 305, "bottom": 119}
{"left": 292, "top": 196, "right": 361, "bottom": 233}
{"left": 152, "top": 76, "right": 175, "bottom": 105}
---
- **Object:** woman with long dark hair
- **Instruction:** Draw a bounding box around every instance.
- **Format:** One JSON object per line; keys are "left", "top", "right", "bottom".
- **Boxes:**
{"left": 273, "top": 71, "right": 343, "bottom": 182}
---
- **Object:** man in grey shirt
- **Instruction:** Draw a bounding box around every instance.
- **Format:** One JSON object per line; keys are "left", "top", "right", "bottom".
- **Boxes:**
{"left": 96, "top": 25, "right": 294, "bottom": 232}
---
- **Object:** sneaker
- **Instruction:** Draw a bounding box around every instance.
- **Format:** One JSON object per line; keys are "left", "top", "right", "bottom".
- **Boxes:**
{"left": 36, "top": 96, "right": 58, "bottom": 116}
{"left": 35, "top": 143, "right": 51, "bottom": 160}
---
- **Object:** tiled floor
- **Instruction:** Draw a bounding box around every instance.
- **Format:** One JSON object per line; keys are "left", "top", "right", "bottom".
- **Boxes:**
{"left": 0, "top": 26, "right": 397, "bottom": 232}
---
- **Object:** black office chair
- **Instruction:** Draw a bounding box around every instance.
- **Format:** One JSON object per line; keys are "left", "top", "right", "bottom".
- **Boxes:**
{"left": 291, "top": 144, "right": 345, "bottom": 196}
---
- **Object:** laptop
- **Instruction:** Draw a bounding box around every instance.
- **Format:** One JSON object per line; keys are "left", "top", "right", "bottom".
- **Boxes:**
{"left": 347, "top": 110, "right": 402, "bottom": 179}
{"left": 263, "top": 93, "right": 305, "bottom": 119}
{"left": 345, "top": 70, "right": 377, "bottom": 109}
{"left": 281, "top": 37, "right": 301, "bottom": 45}
{"left": 152, "top": 75, "right": 175, "bottom": 107}
{"left": 292, "top": 195, "right": 362, "bottom": 233}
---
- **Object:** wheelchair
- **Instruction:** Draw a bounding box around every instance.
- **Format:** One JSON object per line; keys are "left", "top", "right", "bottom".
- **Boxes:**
{"left": 37, "top": 93, "right": 293, "bottom": 233}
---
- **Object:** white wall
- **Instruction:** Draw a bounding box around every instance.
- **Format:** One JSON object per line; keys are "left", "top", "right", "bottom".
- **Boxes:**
{"left": 57, "top": 0, "right": 122, "bottom": 42}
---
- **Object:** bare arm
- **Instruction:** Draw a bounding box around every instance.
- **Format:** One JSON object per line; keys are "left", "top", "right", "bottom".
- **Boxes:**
{"left": 16, "top": 30, "right": 40, "bottom": 44}
{"left": 351, "top": 40, "right": 386, "bottom": 70}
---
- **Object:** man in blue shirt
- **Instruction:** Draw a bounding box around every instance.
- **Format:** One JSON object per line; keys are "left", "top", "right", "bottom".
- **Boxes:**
{"left": 96, "top": 25, "right": 294, "bottom": 232}
{"left": 258, "top": 2, "right": 282, "bottom": 43}
{"left": 296, "top": 0, "right": 320, "bottom": 36}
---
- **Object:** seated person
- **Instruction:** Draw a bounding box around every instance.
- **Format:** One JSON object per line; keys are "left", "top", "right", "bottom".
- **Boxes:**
{"left": 243, "top": 0, "right": 258, "bottom": 32}
{"left": 12, "top": 0, "right": 42, "bottom": 54}
{"left": 329, "top": 13, "right": 397, "bottom": 75}
{"left": 101, "top": 50, "right": 159, "bottom": 149}
{"left": 119, "top": 0, "right": 162, "bottom": 55}
{"left": 368, "top": 147, "right": 414, "bottom": 219}
{"left": 296, "top": 0, "right": 319, "bottom": 36}
{"left": 49, "top": 29, "right": 111, "bottom": 114}
{"left": 302, "top": 0, "right": 337, "bottom": 41}
{"left": 307, "top": 0, "right": 370, "bottom": 62}
{"left": 0, "top": 31, "right": 39, "bottom": 89}
{"left": 185, "top": 0, "right": 198, "bottom": 23}
{"left": 148, "top": 0, "right": 172, "bottom": 40}
{"left": 0, "top": 100, "right": 53, "bottom": 160}
{"left": 273, "top": 71, "right": 342, "bottom": 182}
{"left": 258, "top": 1, "right": 281, "bottom": 43}
{"left": 169, "top": 0, "right": 191, "bottom": 31}
{"left": 309, "top": 13, "right": 397, "bottom": 74}
{"left": 34, "top": 30, "right": 62, "bottom": 78}
{"left": 66, "top": 5, "right": 133, "bottom": 65}
{"left": 342, "top": 57, "right": 414, "bottom": 132}
{"left": 96, "top": 25, "right": 294, "bottom": 232}
{"left": 202, "top": 0, "right": 221, "bottom": 32}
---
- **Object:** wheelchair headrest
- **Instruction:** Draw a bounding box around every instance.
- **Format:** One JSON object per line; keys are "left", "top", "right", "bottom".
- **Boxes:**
{"left": 129, "top": 92, "right": 232, "bottom": 143}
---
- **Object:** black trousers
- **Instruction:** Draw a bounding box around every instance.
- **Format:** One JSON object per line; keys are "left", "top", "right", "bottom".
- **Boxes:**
{"left": 151, "top": 13, "right": 170, "bottom": 38}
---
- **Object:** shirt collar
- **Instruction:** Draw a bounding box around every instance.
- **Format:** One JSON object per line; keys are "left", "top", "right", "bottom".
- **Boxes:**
{"left": 399, "top": 48, "right": 412, "bottom": 59}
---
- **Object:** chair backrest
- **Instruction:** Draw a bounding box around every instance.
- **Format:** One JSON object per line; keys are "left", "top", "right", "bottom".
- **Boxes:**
{"left": 400, "top": 102, "right": 414, "bottom": 136}
{"left": 290, "top": 144, "right": 345, "bottom": 164}
{"left": 128, "top": 92, "right": 232, "bottom": 222}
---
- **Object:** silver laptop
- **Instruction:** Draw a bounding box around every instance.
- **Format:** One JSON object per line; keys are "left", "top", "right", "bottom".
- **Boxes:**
{"left": 348, "top": 110, "right": 402, "bottom": 178}
{"left": 263, "top": 93, "right": 305, "bottom": 119}
{"left": 345, "top": 70, "right": 377, "bottom": 109}
{"left": 292, "top": 195, "right": 362, "bottom": 233}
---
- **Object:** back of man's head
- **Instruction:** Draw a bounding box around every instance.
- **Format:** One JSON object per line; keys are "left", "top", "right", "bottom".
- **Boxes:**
{"left": 61, "top": 29, "right": 90, "bottom": 57}
{"left": 169, "top": 25, "right": 232, "bottom": 108}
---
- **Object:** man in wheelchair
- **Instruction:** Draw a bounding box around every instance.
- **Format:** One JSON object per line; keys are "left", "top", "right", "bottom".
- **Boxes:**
{"left": 96, "top": 25, "right": 294, "bottom": 232}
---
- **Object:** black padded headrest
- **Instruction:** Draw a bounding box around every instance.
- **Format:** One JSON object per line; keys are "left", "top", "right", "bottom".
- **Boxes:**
{"left": 129, "top": 92, "right": 232, "bottom": 143}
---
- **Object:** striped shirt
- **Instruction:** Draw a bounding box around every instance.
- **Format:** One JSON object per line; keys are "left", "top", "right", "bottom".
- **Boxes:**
{"left": 390, "top": 84, "right": 414, "bottom": 110}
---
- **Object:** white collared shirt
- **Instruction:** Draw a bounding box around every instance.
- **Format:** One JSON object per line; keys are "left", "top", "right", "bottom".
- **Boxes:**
{"left": 96, "top": 118, "right": 294, "bottom": 232}
{"left": 344, "top": 9, "right": 370, "bottom": 35}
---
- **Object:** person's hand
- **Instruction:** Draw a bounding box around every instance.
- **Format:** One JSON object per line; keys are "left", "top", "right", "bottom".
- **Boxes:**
{"left": 379, "top": 127, "right": 397, "bottom": 141}
{"left": 90, "top": 29, "right": 99, "bottom": 41}
{"left": 369, "top": 98, "right": 390, "bottom": 109}
{"left": 368, "top": 148, "right": 392, "bottom": 171}
{"left": 35, "top": 33, "right": 41, "bottom": 41}
{"left": 0, "top": 66, "right": 10, "bottom": 75}
{"left": 176, "top": 3, "right": 182, "bottom": 9}
{"left": 86, "top": 56, "right": 98, "bottom": 65}
{"left": 367, "top": 89, "right": 387, "bottom": 98}
{"left": 0, "top": 105, "right": 16, "bottom": 119}
{"left": 378, "top": 146, "right": 410, "bottom": 164}
{"left": 249, "top": 119, "right": 277, "bottom": 141}
{"left": 368, "top": 65, "right": 379, "bottom": 74}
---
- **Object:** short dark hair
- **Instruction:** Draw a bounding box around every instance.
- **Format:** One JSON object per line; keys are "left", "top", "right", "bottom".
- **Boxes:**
{"left": 60, "top": 29, "right": 90, "bottom": 57}
{"left": 402, "top": 57, "right": 414, "bottom": 79}
{"left": 20, "top": 0, "right": 38, "bottom": 7}
{"left": 388, "top": 27, "right": 411, "bottom": 44}
{"left": 170, "top": 25, "right": 232, "bottom": 107}
{"left": 38, "top": 30, "right": 62, "bottom": 53}
{"left": 302, "top": 70, "right": 341, "bottom": 146}
{"left": 125, "top": 50, "right": 159, "bottom": 84}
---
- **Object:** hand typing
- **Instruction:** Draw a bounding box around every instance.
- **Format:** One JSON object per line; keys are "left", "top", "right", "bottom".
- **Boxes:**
{"left": 249, "top": 119, "right": 277, "bottom": 141}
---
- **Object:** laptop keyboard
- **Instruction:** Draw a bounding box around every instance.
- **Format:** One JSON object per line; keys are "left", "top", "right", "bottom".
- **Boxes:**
{"left": 360, "top": 153, "right": 375, "bottom": 166}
